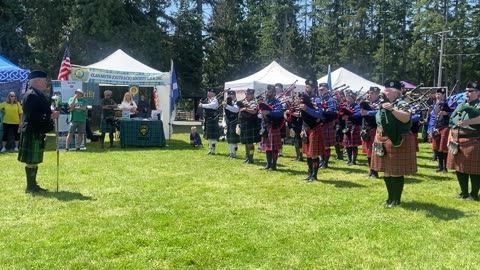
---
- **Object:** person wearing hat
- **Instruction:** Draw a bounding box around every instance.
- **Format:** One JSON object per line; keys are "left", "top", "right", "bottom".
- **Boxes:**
{"left": 360, "top": 86, "right": 382, "bottom": 178}
{"left": 222, "top": 90, "right": 240, "bottom": 158}
{"left": 427, "top": 88, "right": 453, "bottom": 173}
{"left": 371, "top": 80, "right": 417, "bottom": 208}
{"left": 17, "top": 70, "right": 60, "bottom": 193}
{"left": 300, "top": 79, "right": 324, "bottom": 181}
{"left": 198, "top": 88, "right": 220, "bottom": 155}
{"left": 447, "top": 81, "right": 480, "bottom": 201}
{"left": 238, "top": 88, "right": 261, "bottom": 163}
{"left": 341, "top": 89, "right": 362, "bottom": 166}
{"left": 318, "top": 82, "right": 338, "bottom": 169}
{"left": 65, "top": 89, "right": 88, "bottom": 151}
{"left": 259, "top": 85, "right": 284, "bottom": 171}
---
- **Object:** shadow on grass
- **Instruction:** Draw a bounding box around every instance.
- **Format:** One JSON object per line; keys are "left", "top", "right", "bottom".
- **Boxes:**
{"left": 319, "top": 179, "right": 366, "bottom": 188}
{"left": 401, "top": 201, "right": 465, "bottom": 220}
{"left": 33, "top": 190, "right": 94, "bottom": 201}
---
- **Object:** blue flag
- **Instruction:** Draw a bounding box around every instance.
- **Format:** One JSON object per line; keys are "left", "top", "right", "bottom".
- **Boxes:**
{"left": 170, "top": 61, "right": 179, "bottom": 113}
{"left": 327, "top": 65, "right": 332, "bottom": 91}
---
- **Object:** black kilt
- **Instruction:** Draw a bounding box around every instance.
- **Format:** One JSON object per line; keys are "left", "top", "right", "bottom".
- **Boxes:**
{"left": 18, "top": 130, "right": 46, "bottom": 164}
{"left": 203, "top": 116, "right": 220, "bottom": 140}
{"left": 226, "top": 123, "right": 240, "bottom": 144}
{"left": 100, "top": 118, "right": 116, "bottom": 133}
{"left": 240, "top": 119, "right": 261, "bottom": 144}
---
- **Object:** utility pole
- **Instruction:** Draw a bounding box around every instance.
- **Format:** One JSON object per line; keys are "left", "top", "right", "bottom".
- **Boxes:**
{"left": 435, "top": 30, "right": 450, "bottom": 87}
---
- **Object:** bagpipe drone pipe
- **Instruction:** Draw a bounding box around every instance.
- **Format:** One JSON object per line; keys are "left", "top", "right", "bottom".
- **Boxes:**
{"left": 258, "top": 101, "right": 284, "bottom": 129}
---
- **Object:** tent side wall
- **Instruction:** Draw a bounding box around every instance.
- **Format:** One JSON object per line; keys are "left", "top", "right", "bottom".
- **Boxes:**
{"left": 155, "top": 84, "right": 171, "bottom": 139}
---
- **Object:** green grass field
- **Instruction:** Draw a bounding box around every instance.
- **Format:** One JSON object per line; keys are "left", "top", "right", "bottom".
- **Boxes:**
{"left": 1, "top": 125, "right": 479, "bottom": 269}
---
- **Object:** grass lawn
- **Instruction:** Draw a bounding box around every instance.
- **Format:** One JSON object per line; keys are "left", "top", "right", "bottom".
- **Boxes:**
{"left": 1, "top": 125, "right": 479, "bottom": 269}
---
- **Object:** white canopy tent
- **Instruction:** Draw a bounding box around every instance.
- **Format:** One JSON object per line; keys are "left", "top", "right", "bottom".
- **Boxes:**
{"left": 318, "top": 67, "right": 382, "bottom": 94}
{"left": 224, "top": 61, "right": 306, "bottom": 99}
{"left": 70, "top": 49, "right": 172, "bottom": 138}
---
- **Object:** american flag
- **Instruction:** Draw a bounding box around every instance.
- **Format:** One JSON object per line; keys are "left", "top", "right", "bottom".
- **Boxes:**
{"left": 57, "top": 46, "right": 71, "bottom": 80}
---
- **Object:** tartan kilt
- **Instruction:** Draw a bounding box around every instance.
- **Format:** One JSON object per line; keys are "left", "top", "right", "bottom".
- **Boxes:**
{"left": 323, "top": 121, "right": 336, "bottom": 147}
{"left": 303, "top": 124, "right": 324, "bottom": 157}
{"left": 447, "top": 129, "right": 480, "bottom": 174}
{"left": 413, "top": 132, "right": 420, "bottom": 152}
{"left": 100, "top": 118, "right": 116, "bottom": 133}
{"left": 371, "top": 132, "right": 417, "bottom": 175}
{"left": 226, "top": 123, "right": 240, "bottom": 144}
{"left": 17, "top": 131, "right": 46, "bottom": 164}
{"left": 342, "top": 125, "right": 362, "bottom": 147}
{"left": 361, "top": 128, "right": 376, "bottom": 155}
{"left": 431, "top": 127, "right": 449, "bottom": 152}
{"left": 240, "top": 120, "right": 261, "bottom": 144}
{"left": 262, "top": 126, "right": 282, "bottom": 151}
{"left": 203, "top": 117, "right": 220, "bottom": 140}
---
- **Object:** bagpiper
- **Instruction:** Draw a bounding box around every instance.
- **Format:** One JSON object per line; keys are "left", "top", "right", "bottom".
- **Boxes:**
{"left": 198, "top": 89, "right": 220, "bottom": 155}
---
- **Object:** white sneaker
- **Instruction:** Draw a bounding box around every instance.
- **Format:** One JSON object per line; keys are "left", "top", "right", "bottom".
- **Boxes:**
{"left": 0, "top": 147, "right": 6, "bottom": 153}
{"left": 14, "top": 147, "right": 19, "bottom": 152}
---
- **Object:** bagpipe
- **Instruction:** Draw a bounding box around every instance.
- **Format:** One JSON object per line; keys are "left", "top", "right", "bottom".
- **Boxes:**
{"left": 258, "top": 99, "right": 284, "bottom": 129}
{"left": 300, "top": 93, "right": 321, "bottom": 128}
{"left": 378, "top": 93, "right": 403, "bottom": 146}
{"left": 451, "top": 100, "right": 480, "bottom": 130}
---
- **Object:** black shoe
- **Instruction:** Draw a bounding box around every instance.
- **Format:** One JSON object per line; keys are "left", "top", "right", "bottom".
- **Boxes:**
{"left": 386, "top": 201, "right": 398, "bottom": 209}
{"left": 442, "top": 168, "right": 448, "bottom": 173}
{"left": 267, "top": 167, "right": 277, "bottom": 171}
{"left": 245, "top": 160, "right": 254, "bottom": 164}
{"left": 75, "top": 148, "right": 81, "bottom": 151}
{"left": 304, "top": 175, "right": 312, "bottom": 181}
{"left": 26, "top": 185, "right": 48, "bottom": 193}
{"left": 370, "top": 171, "right": 379, "bottom": 179}
{"left": 455, "top": 193, "right": 469, "bottom": 199}
{"left": 320, "top": 163, "right": 328, "bottom": 169}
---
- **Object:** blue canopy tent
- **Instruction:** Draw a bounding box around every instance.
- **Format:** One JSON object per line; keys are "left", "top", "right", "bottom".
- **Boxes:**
{"left": 0, "top": 56, "right": 29, "bottom": 83}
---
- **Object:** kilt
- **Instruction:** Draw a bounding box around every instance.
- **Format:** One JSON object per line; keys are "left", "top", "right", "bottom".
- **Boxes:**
{"left": 17, "top": 131, "right": 45, "bottom": 164}
{"left": 371, "top": 132, "right": 417, "bottom": 176}
{"left": 303, "top": 124, "right": 324, "bottom": 157}
{"left": 100, "top": 118, "right": 116, "bottom": 133}
{"left": 361, "top": 128, "right": 376, "bottom": 155}
{"left": 431, "top": 127, "right": 449, "bottom": 152}
{"left": 342, "top": 125, "right": 361, "bottom": 147}
{"left": 323, "top": 121, "right": 336, "bottom": 147}
{"left": 262, "top": 127, "right": 282, "bottom": 151}
{"left": 413, "top": 132, "right": 420, "bottom": 152}
{"left": 203, "top": 117, "right": 220, "bottom": 140}
{"left": 447, "top": 129, "right": 480, "bottom": 174}
{"left": 226, "top": 124, "right": 240, "bottom": 144}
{"left": 240, "top": 120, "right": 261, "bottom": 144}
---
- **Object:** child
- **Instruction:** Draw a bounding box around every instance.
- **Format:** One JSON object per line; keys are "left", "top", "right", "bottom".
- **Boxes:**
{"left": 190, "top": 126, "right": 203, "bottom": 148}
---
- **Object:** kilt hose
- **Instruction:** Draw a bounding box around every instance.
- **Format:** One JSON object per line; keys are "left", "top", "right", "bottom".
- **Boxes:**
{"left": 371, "top": 132, "right": 417, "bottom": 176}
{"left": 226, "top": 123, "right": 240, "bottom": 144}
{"left": 447, "top": 129, "right": 480, "bottom": 175}
{"left": 100, "top": 118, "right": 116, "bottom": 133}
{"left": 342, "top": 125, "right": 362, "bottom": 147}
{"left": 262, "top": 126, "right": 282, "bottom": 151}
{"left": 303, "top": 124, "right": 324, "bottom": 157}
{"left": 239, "top": 120, "right": 261, "bottom": 144}
{"left": 361, "top": 128, "right": 376, "bottom": 155}
{"left": 322, "top": 121, "right": 336, "bottom": 147}
{"left": 18, "top": 131, "right": 46, "bottom": 164}
{"left": 431, "top": 127, "right": 450, "bottom": 152}
{"left": 203, "top": 116, "right": 220, "bottom": 140}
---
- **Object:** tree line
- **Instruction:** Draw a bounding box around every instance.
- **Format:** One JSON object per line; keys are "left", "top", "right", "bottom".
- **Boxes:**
{"left": 1, "top": 0, "right": 479, "bottom": 98}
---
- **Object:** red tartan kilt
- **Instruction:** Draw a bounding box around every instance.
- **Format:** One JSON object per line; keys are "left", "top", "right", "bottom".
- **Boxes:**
{"left": 261, "top": 127, "right": 282, "bottom": 151}
{"left": 447, "top": 129, "right": 480, "bottom": 174}
{"left": 431, "top": 127, "right": 449, "bottom": 152}
{"left": 322, "top": 121, "right": 336, "bottom": 147}
{"left": 342, "top": 125, "right": 361, "bottom": 147}
{"left": 371, "top": 132, "right": 417, "bottom": 175}
{"left": 361, "top": 128, "right": 376, "bottom": 155}
{"left": 303, "top": 124, "right": 324, "bottom": 157}
{"left": 413, "top": 133, "right": 419, "bottom": 152}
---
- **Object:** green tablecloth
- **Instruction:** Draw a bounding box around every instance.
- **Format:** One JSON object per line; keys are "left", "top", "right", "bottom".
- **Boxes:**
{"left": 119, "top": 119, "right": 166, "bottom": 148}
